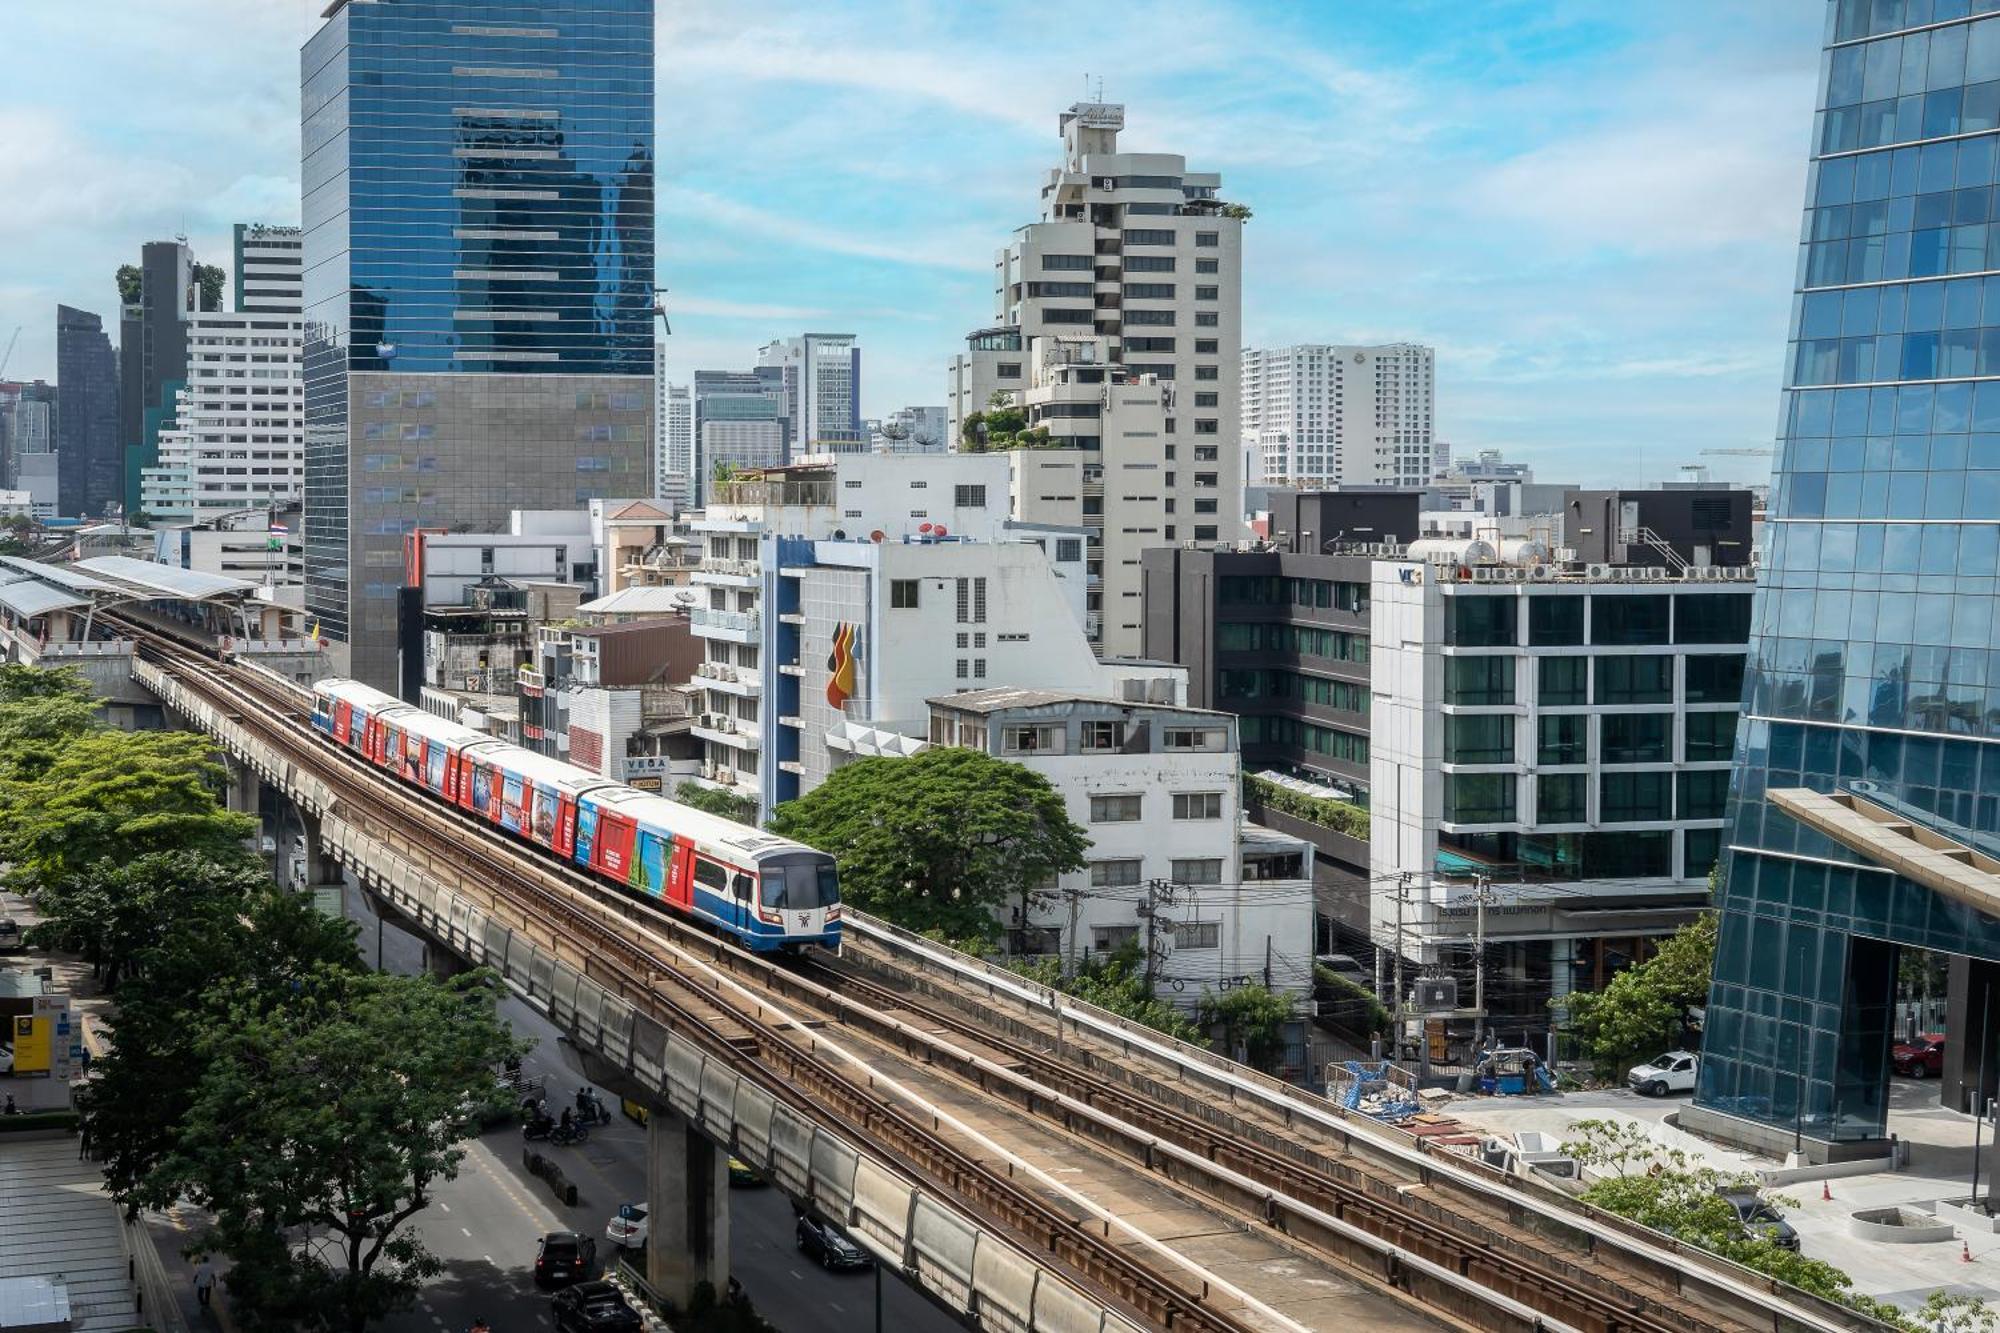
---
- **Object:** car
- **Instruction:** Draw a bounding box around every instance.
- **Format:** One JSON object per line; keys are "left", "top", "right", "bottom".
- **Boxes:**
{"left": 1314, "top": 953, "right": 1369, "bottom": 985}
{"left": 1892, "top": 1033, "right": 1946, "bottom": 1078}
{"left": 0, "top": 918, "right": 21, "bottom": 952}
{"left": 796, "top": 1214, "right": 873, "bottom": 1272}
{"left": 550, "top": 1279, "right": 643, "bottom": 1332}
{"left": 1627, "top": 1050, "right": 1699, "bottom": 1096}
{"left": 1716, "top": 1189, "right": 1800, "bottom": 1251}
{"left": 534, "top": 1231, "right": 598, "bottom": 1288}
{"left": 606, "top": 1202, "right": 648, "bottom": 1250}
{"left": 727, "top": 1155, "right": 766, "bottom": 1187}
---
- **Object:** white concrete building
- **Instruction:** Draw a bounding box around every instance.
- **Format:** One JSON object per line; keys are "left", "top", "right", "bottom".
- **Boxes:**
{"left": 1242, "top": 343, "right": 1434, "bottom": 489}
{"left": 687, "top": 454, "right": 1175, "bottom": 818}
{"left": 1368, "top": 556, "right": 1753, "bottom": 1030}
{"left": 701, "top": 418, "right": 786, "bottom": 480}
{"left": 658, "top": 381, "right": 692, "bottom": 509}
{"left": 153, "top": 516, "right": 304, "bottom": 593}
{"left": 758, "top": 333, "right": 862, "bottom": 454}
{"left": 978, "top": 101, "right": 1245, "bottom": 539}
{"left": 947, "top": 327, "right": 1024, "bottom": 447}
{"left": 926, "top": 689, "right": 1313, "bottom": 1005}
{"left": 874, "top": 405, "right": 948, "bottom": 453}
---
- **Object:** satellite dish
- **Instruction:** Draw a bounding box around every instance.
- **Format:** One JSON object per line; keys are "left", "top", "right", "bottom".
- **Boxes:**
{"left": 672, "top": 590, "right": 695, "bottom": 605}
{"left": 870, "top": 530, "right": 885, "bottom": 543}
{"left": 918, "top": 522, "right": 934, "bottom": 534}
{"left": 832, "top": 528, "right": 847, "bottom": 540}
{"left": 933, "top": 525, "right": 948, "bottom": 537}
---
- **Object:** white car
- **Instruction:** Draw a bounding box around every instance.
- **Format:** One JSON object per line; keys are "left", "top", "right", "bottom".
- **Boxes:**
{"left": 606, "top": 1202, "right": 648, "bottom": 1250}
{"left": 1627, "top": 1050, "right": 1698, "bottom": 1096}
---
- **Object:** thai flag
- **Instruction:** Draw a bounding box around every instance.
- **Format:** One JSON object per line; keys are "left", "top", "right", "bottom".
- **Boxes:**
{"left": 270, "top": 521, "right": 289, "bottom": 533}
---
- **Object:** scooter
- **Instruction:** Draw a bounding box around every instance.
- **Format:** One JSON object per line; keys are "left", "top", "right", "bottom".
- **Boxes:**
{"left": 574, "top": 1088, "right": 611, "bottom": 1126}
{"left": 549, "top": 1120, "right": 589, "bottom": 1147}
{"left": 522, "top": 1112, "right": 555, "bottom": 1142}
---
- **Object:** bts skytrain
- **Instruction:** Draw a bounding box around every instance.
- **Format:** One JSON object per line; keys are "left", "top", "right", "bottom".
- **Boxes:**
{"left": 309, "top": 678, "right": 840, "bottom": 951}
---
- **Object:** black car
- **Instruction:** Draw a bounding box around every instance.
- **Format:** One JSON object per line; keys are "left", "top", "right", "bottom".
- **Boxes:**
{"left": 796, "top": 1214, "right": 873, "bottom": 1271}
{"left": 551, "top": 1279, "right": 642, "bottom": 1332}
{"left": 535, "top": 1230, "right": 598, "bottom": 1288}
{"left": 1716, "top": 1189, "right": 1800, "bottom": 1251}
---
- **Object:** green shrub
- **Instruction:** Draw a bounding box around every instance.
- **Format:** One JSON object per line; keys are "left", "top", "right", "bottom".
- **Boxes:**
{"left": 1243, "top": 774, "right": 1368, "bottom": 839}
{"left": 0, "top": 1110, "right": 80, "bottom": 1132}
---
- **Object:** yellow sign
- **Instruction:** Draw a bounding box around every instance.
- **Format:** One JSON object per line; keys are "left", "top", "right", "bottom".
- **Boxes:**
{"left": 12, "top": 1014, "right": 50, "bottom": 1074}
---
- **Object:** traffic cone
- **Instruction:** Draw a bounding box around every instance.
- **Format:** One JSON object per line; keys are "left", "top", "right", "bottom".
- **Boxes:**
{"left": 1964, "top": 1239, "right": 1975, "bottom": 1264}
{"left": 1822, "top": 1179, "right": 1833, "bottom": 1202}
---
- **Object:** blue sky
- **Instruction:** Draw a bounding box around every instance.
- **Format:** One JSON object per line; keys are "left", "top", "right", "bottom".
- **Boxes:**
{"left": 0, "top": 0, "right": 1823, "bottom": 487}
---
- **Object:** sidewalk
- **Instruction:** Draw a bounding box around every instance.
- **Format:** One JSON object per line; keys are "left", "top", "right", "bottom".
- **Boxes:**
{"left": 0, "top": 1136, "right": 138, "bottom": 1331}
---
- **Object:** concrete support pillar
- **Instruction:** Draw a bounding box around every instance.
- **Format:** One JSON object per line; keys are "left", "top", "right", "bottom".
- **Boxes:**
{"left": 646, "top": 1110, "right": 729, "bottom": 1307}
{"left": 422, "top": 944, "right": 470, "bottom": 981}
{"left": 299, "top": 813, "right": 343, "bottom": 890}
{"left": 225, "top": 759, "right": 261, "bottom": 818}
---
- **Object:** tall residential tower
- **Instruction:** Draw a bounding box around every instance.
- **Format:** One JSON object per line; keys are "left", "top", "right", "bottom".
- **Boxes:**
{"left": 56, "top": 305, "right": 119, "bottom": 517}
{"left": 302, "top": 0, "right": 655, "bottom": 686}
{"left": 1242, "top": 343, "right": 1435, "bottom": 489}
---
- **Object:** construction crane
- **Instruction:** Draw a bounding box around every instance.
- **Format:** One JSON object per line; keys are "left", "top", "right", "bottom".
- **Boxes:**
{"left": 0, "top": 326, "right": 20, "bottom": 381}
{"left": 1700, "top": 447, "right": 1775, "bottom": 457}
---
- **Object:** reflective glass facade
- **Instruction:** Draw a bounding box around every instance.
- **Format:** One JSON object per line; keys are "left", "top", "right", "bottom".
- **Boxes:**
{"left": 1696, "top": 0, "right": 2000, "bottom": 1145}
{"left": 302, "top": 0, "right": 654, "bottom": 678}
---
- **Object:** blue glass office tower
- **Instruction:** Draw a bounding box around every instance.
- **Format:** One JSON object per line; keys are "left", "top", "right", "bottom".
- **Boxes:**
{"left": 1689, "top": 0, "right": 2000, "bottom": 1155}
{"left": 302, "top": 0, "right": 654, "bottom": 687}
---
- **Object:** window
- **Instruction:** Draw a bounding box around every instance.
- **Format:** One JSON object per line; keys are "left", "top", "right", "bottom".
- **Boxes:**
{"left": 1444, "top": 655, "right": 1514, "bottom": 706}
{"left": 1685, "top": 711, "right": 1736, "bottom": 761}
{"left": 1196, "top": 258, "right": 1219, "bottom": 273}
{"left": 1684, "top": 654, "right": 1745, "bottom": 703}
{"left": 1124, "top": 283, "right": 1175, "bottom": 299}
{"left": 1002, "top": 724, "right": 1062, "bottom": 754}
{"left": 1539, "top": 773, "right": 1588, "bottom": 823}
{"left": 1041, "top": 254, "right": 1094, "bottom": 270}
{"left": 1195, "top": 231, "right": 1219, "bottom": 247}
{"left": 1601, "top": 713, "right": 1669, "bottom": 764}
{"left": 1194, "top": 392, "right": 1219, "bottom": 407}
{"left": 1592, "top": 594, "right": 1670, "bottom": 645}
{"left": 1445, "top": 714, "right": 1514, "bottom": 764}
{"left": 997, "top": 362, "right": 1022, "bottom": 378}
{"left": 1081, "top": 721, "right": 1125, "bottom": 751}
{"left": 1028, "top": 281, "right": 1093, "bottom": 298}
{"left": 1126, "top": 309, "right": 1175, "bottom": 326}
{"left": 1122, "top": 229, "right": 1175, "bottom": 246}
{"left": 1685, "top": 828, "right": 1723, "bottom": 879}
{"left": 1537, "top": 713, "right": 1588, "bottom": 765}
{"left": 1092, "top": 924, "right": 1140, "bottom": 951}
{"left": 1171, "top": 859, "right": 1224, "bottom": 886}
{"left": 1444, "top": 773, "right": 1515, "bottom": 823}
{"left": 1528, "top": 597, "right": 1584, "bottom": 646}
{"left": 1090, "top": 860, "right": 1143, "bottom": 887}
{"left": 1195, "top": 285, "right": 1219, "bottom": 300}
{"left": 1678, "top": 770, "right": 1730, "bottom": 821}
{"left": 1172, "top": 792, "right": 1223, "bottom": 820}
{"left": 693, "top": 858, "right": 730, "bottom": 893}
{"left": 1163, "top": 727, "right": 1225, "bottom": 751}
{"left": 1595, "top": 655, "right": 1673, "bottom": 705}
{"left": 890, "top": 579, "right": 919, "bottom": 609}
{"left": 1674, "top": 593, "right": 1752, "bottom": 644}
{"left": 1195, "top": 366, "right": 1219, "bottom": 380}
{"left": 953, "top": 484, "right": 987, "bottom": 508}
{"left": 1194, "top": 339, "right": 1218, "bottom": 355}
{"left": 1195, "top": 311, "right": 1219, "bottom": 326}
{"left": 1193, "top": 419, "right": 1219, "bottom": 434}
{"left": 1056, "top": 538, "right": 1082, "bottom": 563}
{"left": 1448, "top": 597, "right": 1516, "bottom": 646}
{"left": 1601, "top": 771, "right": 1673, "bottom": 822}
{"left": 1539, "top": 656, "right": 1586, "bottom": 705}
{"left": 1125, "top": 255, "right": 1175, "bottom": 272}
{"left": 1091, "top": 794, "right": 1142, "bottom": 822}
{"left": 1172, "top": 920, "right": 1221, "bottom": 947}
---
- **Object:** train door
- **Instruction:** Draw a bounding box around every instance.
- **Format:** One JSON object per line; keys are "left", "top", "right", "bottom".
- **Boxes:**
{"left": 589, "top": 809, "right": 637, "bottom": 882}
{"left": 465, "top": 759, "right": 497, "bottom": 821}
{"left": 669, "top": 836, "right": 696, "bottom": 910}
{"left": 333, "top": 700, "right": 353, "bottom": 745}
{"left": 554, "top": 795, "right": 577, "bottom": 858}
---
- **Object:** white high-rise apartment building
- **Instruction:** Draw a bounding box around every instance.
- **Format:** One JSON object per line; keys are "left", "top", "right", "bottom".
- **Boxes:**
{"left": 983, "top": 102, "right": 1245, "bottom": 541}
{"left": 757, "top": 333, "right": 862, "bottom": 454}
{"left": 141, "top": 224, "right": 303, "bottom": 524}
{"left": 1242, "top": 343, "right": 1435, "bottom": 488}
{"left": 656, "top": 368, "right": 692, "bottom": 510}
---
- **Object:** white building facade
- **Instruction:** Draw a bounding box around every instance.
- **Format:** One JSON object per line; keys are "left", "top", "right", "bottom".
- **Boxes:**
{"left": 758, "top": 333, "right": 862, "bottom": 454}
{"left": 926, "top": 690, "right": 1313, "bottom": 1006}
{"left": 1242, "top": 343, "right": 1435, "bottom": 489}
{"left": 1368, "top": 558, "right": 1752, "bottom": 1032}
{"left": 980, "top": 102, "right": 1245, "bottom": 541}
{"left": 658, "top": 380, "right": 692, "bottom": 509}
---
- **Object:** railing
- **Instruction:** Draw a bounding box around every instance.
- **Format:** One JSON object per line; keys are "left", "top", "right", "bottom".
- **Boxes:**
{"left": 689, "top": 607, "right": 758, "bottom": 636}
{"left": 709, "top": 479, "right": 834, "bottom": 507}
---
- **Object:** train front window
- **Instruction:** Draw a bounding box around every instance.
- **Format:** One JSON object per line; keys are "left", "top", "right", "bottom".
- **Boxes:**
{"left": 759, "top": 855, "right": 840, "bottom": 910}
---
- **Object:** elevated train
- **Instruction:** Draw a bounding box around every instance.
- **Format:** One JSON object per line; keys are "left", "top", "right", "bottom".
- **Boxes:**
{"left": 309, "top": 678, "right": 839, "bottom": 951}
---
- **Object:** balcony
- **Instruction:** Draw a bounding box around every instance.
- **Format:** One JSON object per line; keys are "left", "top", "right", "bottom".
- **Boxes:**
{"left": 710, "top": 478, "right": 834, "bottom": 508}
{"left": 691, "top": 712, "right": 762, "bottom": 750}
{"left": 692, "top": 558, "right": 760, "bottom": 588}
{"left": 694, "top": 661, "right": 761, "bottom": 696}
{"left": 689, "top": 607, "right": 761, "bottom": 644}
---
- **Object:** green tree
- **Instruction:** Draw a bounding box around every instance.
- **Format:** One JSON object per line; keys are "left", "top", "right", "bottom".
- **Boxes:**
{"left": 1010, "top": 942, "right": 1201, "bottom": 1042}
{"left": 0, "top": 664, "right": 100, "bottom": 759}
{"left": 25, "top": 851, "right": 270, "bottom": 990}
{"left": 116, "top": 263, "right": 141, "bottom": 305}
{"left": 81, "top": 879, "right": 363, "bottom": 1210}
{"left": 770, "top": 747, "right": 1087, "bottom": 941}
{"left": 1557, "top": 912, "right": 1716, "bottom": 1081}
{"left": 0, "top": 729, "right": 257, "bottom": 889}
{"left": 147, "top": 967, "right": 524, "bottom": 1333}
{"left": 193, "top": 262, "right": 226, "bottom": 312}
{"left": 673, "top": 780, "right": 759, "bottom": 824}
{"left": 1197, "top": 984, "right": 1294, "bottom": 1071}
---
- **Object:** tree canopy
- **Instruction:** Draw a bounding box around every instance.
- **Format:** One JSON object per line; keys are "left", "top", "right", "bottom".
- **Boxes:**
{"left": 1557, "top": 911, "right": 1715, "bottom": 1081}
{"left": 1198, "top": 984, "right": 1295, "bottom": 1072}
{"left": 1010, "top": 943, "right": 1201, "bottom": 1043}
{"left": 673, "top": 779, "right": 759, "bottom": 825}
{"left": 770, "top": 747, "right": 1088, "bottom": 941}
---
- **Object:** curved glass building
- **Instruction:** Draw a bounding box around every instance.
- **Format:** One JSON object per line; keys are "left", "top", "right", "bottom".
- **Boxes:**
{"left": 1690, "top": 0, "right": 2000, "bottom": 1154}
{"left": 302, "top": 0, "right": 654, "bottom": 686}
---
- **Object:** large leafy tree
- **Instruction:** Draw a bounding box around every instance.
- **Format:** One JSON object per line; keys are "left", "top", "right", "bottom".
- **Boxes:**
{"left": 770, "top": 747, "right": 1087, "bottom": 941}
{"left": 27, "top": 851, "right": 270, "bottom": 990}
{"left": 672, "top": 779, "right": 759, "bottom": 824}
{"left": 1557, "top": 911, "right": 1716, "bottom": 1081}
{"left": 147, "top": 967, "right": 522, "bottom": 1333}
{"left": 0, "top": 663, "right": 99, "bottom": 766}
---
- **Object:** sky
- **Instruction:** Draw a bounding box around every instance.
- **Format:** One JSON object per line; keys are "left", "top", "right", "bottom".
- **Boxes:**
{"left": 0, "top": 0, "right": 1825, "bottom": 488}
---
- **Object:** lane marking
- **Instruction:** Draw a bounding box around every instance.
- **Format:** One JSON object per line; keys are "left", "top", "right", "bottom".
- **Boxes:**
{"left": 461, "top": 1228, "right": 473, "bottom": 1238}
{"left": 439, "top": 1203, "right": 451, "bottom": 1213}
{"left": 790, "top": 1269, "right": 804, "bottom": 1280}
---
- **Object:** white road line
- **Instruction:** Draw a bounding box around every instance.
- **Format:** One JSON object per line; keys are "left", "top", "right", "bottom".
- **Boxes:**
{"left": 461, "top": 1227, "right": 473, "bottom": 1238}
{"left": 790, "top": 1269, "right": 804, "bottom": 1280}
{"left": 439, "top": 1203, "right": 451, "bottom": 1213}
{"left": 483, "top": 1254, "right": 493, "bottom": 1263}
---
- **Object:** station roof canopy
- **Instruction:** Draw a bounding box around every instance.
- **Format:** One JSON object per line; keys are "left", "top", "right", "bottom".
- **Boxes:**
{"left": 74, "top": 556, "right": 258, "bottom": 602}
{"left": 0, "top": 580, "right": 91, "bottom": 619}
{"left": 0, "top": 555, "right": 120, "bottom": 594}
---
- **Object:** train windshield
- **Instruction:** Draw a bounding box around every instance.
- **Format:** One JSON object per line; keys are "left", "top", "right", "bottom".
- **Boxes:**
{"left": 758, "top": 854, "right": 840, "bottom": 910}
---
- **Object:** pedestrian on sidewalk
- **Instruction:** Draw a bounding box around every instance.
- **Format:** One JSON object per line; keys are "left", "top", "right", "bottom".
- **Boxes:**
{"left": 193, "top": 1256, "right": 216, "bottom": 1308}
{"left": 76, "top": 1116, "right": 89, "bottom": 1160}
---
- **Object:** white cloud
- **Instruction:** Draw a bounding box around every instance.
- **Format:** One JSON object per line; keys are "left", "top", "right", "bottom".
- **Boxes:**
{"left": 658, "top": 188, "right": 990, "bottom": 272}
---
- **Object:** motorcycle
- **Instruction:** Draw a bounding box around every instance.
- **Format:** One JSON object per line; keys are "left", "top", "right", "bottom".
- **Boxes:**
{"left": 549, "top": 1120, "right": 589, "bottom": 1147}
{"left": 574, "top": 1088, "right": 610, "bottom": 1127}
{"left": 522, "top": 1112, "right": 555, "bottom": 1142}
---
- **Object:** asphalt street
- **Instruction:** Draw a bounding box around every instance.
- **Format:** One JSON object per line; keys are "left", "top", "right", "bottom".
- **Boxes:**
{"left": 342, "top": 881, "right": 964, "bottom": 1333}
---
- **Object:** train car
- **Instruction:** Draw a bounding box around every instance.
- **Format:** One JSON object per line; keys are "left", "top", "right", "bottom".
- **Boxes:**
{"left": 574, "top": 786, "right": 839, "bottom": 951}
{"left": 310, "top": 678, "right": 405, "bottom": 753}
{"left": 305, "top": 677, "right": 839, "bottom": 952}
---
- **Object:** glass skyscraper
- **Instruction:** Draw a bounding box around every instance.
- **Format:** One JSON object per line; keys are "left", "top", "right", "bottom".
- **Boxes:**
{"left": 1691, "top": 0, "right": 2000, "bottom": 1151}
{"left": 302, "top": 0, "right": 654, "bottom": 687}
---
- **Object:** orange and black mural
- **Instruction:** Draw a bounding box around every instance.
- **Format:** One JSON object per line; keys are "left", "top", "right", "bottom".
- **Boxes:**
{"left": 825, "top": 622, "right": 859, "bottom": 710}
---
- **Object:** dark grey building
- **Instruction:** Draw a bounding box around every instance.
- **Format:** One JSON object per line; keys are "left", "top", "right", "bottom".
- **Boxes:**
{"left": 116, "top": 240, "right": 195, "bottom": 517}
{"left": 56, "top": 305, "right": 120, "bottom": 517}
{"left": 1563, "top": 489, "right": 1755, "bottom": 570}
{"left": 303, "top": 0, "right": 656, "bottom": 689}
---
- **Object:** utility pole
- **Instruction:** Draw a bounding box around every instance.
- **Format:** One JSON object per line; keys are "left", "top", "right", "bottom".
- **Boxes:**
{"left": 1139, "top": 878, "right": 1174, "bottom": 991}
{"left": 1472, "top": 874, "right": 1495, "bottom": 1055}
{"left": 1063, "top": 884, "right": 1084, "bottom": 980}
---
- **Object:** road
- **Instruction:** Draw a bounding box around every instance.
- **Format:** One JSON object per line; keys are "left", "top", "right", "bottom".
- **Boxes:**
{"left": 344, "top": 881, "right": 964, "bottom": 1333}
